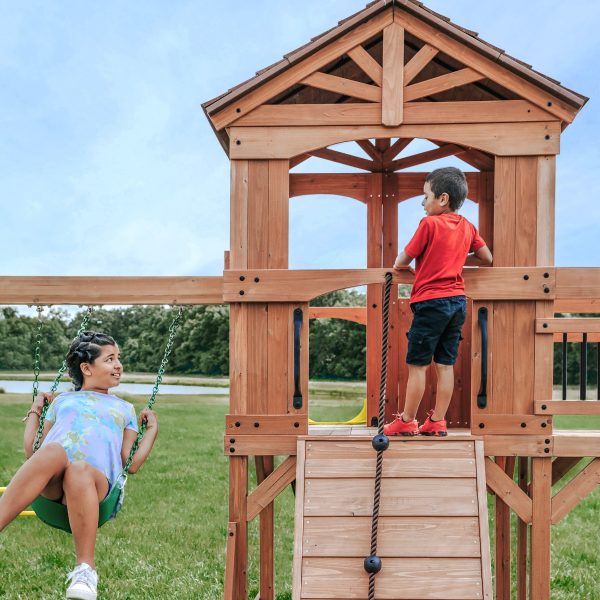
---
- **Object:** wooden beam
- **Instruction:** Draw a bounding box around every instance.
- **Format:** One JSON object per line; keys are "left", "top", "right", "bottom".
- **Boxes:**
{"left": 230, "top": 121, "right": 561, "bottom": 159}
{"left": 247, "top": 456, "right": 296, "bottom": 521}
{"left": 308, "top": 148, "right": 377, "bottom": 172}
{"left": 289, "top": 153, "right": 311, "bottom": 168}
{"left": 388, "top": 143, "right": 462, "bottom": 171}
{"left": 224, "top": 522, "right": 238, "bottom": 600}
{"left": 536, "top": 317, "right": 600, "bottom": 334}
{"left": 382, "top": 138, "right": 413, "bottom": 163}
{"left": 0, "top": 276, "right": 223, "bottom": 305}
{"left": 474, "top": 414, "right": 551, "bottom": 436}
{"left": 530, "top": 457, "right": 552, "bottom": 599}
{"left": 393, "top": 8, "right": 575, "bottom": 123}
{"left": 404, "top": 43, "right": 438, "bottom": 85}
{"left": 300, "top": 72, "right": 382, "bottom": 102}
{"left": 235, "top": 99, "right": 556, "bottom": 127}
{"left": 556, "top": 268, "right": 600, "bottom": 299}
{"left": 404, "top": 68, "right": 484, "bottom": 102}
{"left": 382, "top": 23, "right": 404, "bottom": 126}
{"left": 551, "top": 457, "right": 583, "bottom": 486}
{"left": 355, "top": 139, "right": 382, "bottom": 162}
{"left": 551, "top": 457, "right": 600, "bottom": 524}
{"left": 535, "top": 401, "right": 600, "bottom": 416}
{"left": 289, "top": 173, "right": 370, "bottom": 202}
{"left": 210, "top": 10, "right": 393, "bottom": 130}
{"left": 229, "top": 457, "right": 248, "bottom": 599}
{"left": 226, "top": 415, "right": 308, "bottom": 435}
{"left": 554, "top": 298, "right": 600, "bottom": 313}
{"left": 347, "top": 45, "right": 383, "bottom": 86}
{"left": 516, "top": 457, "right": 529, "bottom": 600}
{"left": 485, "top": 457, "right": 532, "bottom": 524}
{"left": 308, "top": 306, "right": 367, "bottom": 325}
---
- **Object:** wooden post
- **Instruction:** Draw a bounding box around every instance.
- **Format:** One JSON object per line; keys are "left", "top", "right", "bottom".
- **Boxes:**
{"left": 517, "top": 457, "right": 529, "bottom": 600}
{"left": 494, "top": 456, "right": 513, "bottom": 600}
{"left": 228, "top": 457, "right": 248, "bottom": 600}
{"left": 382, "top": 23, "right": 404, "bottom": 126}
{"left": 530, "top": 457, "right": 552, "bottom": 599}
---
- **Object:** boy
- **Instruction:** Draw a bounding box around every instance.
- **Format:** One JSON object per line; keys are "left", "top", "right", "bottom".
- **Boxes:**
{"left": 384, "top": 166, "right": 493, "bottom": 437}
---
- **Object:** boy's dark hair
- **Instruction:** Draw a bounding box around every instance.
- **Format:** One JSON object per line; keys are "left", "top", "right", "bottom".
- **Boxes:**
{"left": 425, "top": 167, "right": 468, "bottom": 211}
{"left": 66, "top": 331, "right": 116, "bottom": 391}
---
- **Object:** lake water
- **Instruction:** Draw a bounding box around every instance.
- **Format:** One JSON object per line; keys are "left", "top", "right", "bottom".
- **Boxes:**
{"left": 0, "top": 380, "right": 229, "bottom": 396}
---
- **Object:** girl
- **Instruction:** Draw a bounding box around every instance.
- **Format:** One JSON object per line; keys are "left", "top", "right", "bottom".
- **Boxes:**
{"left": 0, "top": 331, "right": 158, "bottom": 600}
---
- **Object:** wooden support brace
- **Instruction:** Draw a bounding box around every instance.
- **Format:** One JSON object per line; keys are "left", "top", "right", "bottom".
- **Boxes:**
{"left": 347, "top": 45, "right": 383, "bottom": 86}
{"left": 404, "top": 68, "right": 484, "bottom": 102}
{"left": 301, "top": 72, "right": 382, "bottom": 102}
{"left": 247, "top": 456, "right": 297, "bottom": 521}
{"left": 551, "top": 457, "right": 600, "bottom": 524}
{"left": 309, "top": 148, "right": 377, "bottom": 172}
{"left": 485, "top": 457, "right": 532, "bottom": 524}
{"left": 404, "top": 43, "right": 438, "bottom": 85}
{"left": 551, "top": 456, "right": 583, "bottom": 486}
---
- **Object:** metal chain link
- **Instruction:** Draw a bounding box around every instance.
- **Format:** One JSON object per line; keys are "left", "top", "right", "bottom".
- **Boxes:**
{"left": 368, "top": 272, "right": 393, "bottom": 600}
{"left": 123, "top": 305, "right": 184, "bottom": 474}
{"left": 31, "top": 306, "right": 44, "bottom": 404}
{"left": 32, "top": 306, "right": 96, "bottom": 453}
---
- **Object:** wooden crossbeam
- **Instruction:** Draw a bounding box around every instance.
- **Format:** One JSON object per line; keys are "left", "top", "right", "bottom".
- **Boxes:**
{"left": 551, "top": 457, "right": 583, "bottom": 486}
{"left": 556, "top": 268, "right": 600, "bottom": 299}
{"left": 554, "top": 298, "right": 600, "bottom": 313}
{"left": 535, "top": 317, "right": 600, "bottom": 334}
{"left": 382, "top": 22, "right": 404, "bottom": 126}
{"left": 247, "top": 456, "right": 297, "bottom": 521}
{"left": 551, "top": 458, "right": 600, "bottom": 524}
{"left": 382, "top": 138, "right": 413, "bottom": 163}
{"left": 0, "top": 276, "right": 223, "bottom": 305}
{"left": 289, "top": 173, "right": 370, "bottom": 202}
{"left": 388, "top": 143, "right": 462, "bottom": 171}
{"left": 347, "top": 45, "right": 383, "bottom": 86}
{"left": 308, "top": 148, "right": 377, "bottom": 171}
{"left": 300, "top": 72, "right": 382, "bottom": 103}
{"left": 485, "top": 458, "right": 532, "bottom": 524}
{"left": 404, "top": 43, "right": 439, "bottom": 85}
{"left": 290, "top": 153, "right": 311, "bottom": 169}
{"left": 355, "top": 139, "right": 382, "bottom": 162}
{"left": 404, "top": 68, "right": 484, "bottom": 102}
{"left": 535, "top": 401, "right": 600, "bottom": 416}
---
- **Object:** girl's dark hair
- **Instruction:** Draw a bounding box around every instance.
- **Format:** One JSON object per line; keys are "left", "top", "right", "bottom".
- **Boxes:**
{"left": 66, "top": 331, "right": 117, "bottom": 391}
{"left": 425, "top": 166, "right": 468, "bottom": 211}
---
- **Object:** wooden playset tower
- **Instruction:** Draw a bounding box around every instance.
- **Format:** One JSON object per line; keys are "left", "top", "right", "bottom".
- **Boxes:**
{"left": 203, "top": 1, "right": 600, "bottom": 598}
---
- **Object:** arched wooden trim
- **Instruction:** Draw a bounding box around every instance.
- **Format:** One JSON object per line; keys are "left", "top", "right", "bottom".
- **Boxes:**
{"left": 308, "top": 306, "right": 367, "bottom": 325}
{"left": 230, "top": 122, "right": 560, "bottom": 159}
{"left": 289, "top": 173, "right": 370, "bottom": 203}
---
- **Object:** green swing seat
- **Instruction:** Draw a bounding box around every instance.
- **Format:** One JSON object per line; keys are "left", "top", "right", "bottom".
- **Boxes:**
{"left": 31, "top": 480, "right": 123, "bottom": 534}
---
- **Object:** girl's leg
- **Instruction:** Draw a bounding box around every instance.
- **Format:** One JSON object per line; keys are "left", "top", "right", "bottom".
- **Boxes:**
{"left": 63, "top": 461, "right": 109, "bottom": 570}
{"left": 0, "top": 443, "right": 68, "bottom": 531}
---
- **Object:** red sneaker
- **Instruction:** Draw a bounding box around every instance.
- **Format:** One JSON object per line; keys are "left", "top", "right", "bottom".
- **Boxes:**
{"left": 419, "top": 410, "right": 448, "bottom": 436}
{"left": 384, "top": 414, "right": 419, "bottom": 436}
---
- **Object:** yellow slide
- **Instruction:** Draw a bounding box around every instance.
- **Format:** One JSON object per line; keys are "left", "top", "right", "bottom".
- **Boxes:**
{"left": 308, "top": 399, "right": 367, "bottom": 426}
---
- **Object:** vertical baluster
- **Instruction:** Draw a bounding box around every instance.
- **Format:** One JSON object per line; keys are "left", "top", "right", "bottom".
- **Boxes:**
{"left": 562, "top": 333, "right": 567, "bottom": 400}
{"left": 580, "top": 333, "right": 588, "bottom": 400}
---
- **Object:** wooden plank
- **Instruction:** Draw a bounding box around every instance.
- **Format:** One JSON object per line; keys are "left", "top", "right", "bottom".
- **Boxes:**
{"left": 300, "top": 72, "right": 382, "bottom": 102}
{"left": 256, "top": 456, "right": 275, "bottom": 600}
{"left": 473, "top": 414, "right": 551, "bottom": 436}
{"left": 292, "top": 441, "right": 307, "bottom": 600}
{"left": 308, "top": 148, "right": 376, "bottom": 172}
{"left": 388, "top": 143, "right": 462, "bottom": 171}
{"left": 300, "top": 557, "right": 483, "bottom": 599}
{"left": 483, "top": 436, "right": 552, "bottom": 457}
{"left": 554, "top": 298, "right": 600, "bottom": 313}
{"left": 513, "top": 301, "right": 535, "bottom": 415}
{"left": 305, "top": 456, "right": 476, "bottom": 478}
{"left": 289, "top": 173, "right": 370, "bottom": 202}
{"left": 0, "top": 276, "right": 223, "bottom": 305}
{"left": 304, "top": 477, "right": 478, "bottom": 517}
{"left": 268, "top": 159, "right": 289, "bottom": 269}
{"left": 404, "top": 43, "right": 438, "bottom": 85}
{"left": 494, "top": 457, "right": 512, "bottom": 600}
{"left": 229, "top": 121, "right": 561, "bottom": 159}
{"left": 382, "top": 23, "right": 404, "bottom": 126}
{"left": 229, "top": 457, "right": 248, "bottom": 600}
{"left": 347, "top": 45, "right": 383, "bottom": 86}
{"left": 494, "top": 157, "right": 516, "bottom": 267}
{"left": 404, "top": 67, "right": 484, "bottom": 102}
{"left": 535, "top": 401, "right": 600, "bottom": 416}
{"left": 224, "top": 522, "right": 238, "bottom": 600}
{"left": 551, "top": 456, "right": 582, "bottom": 486}
{"left": 268, "top": 304, "right": 292, "bottom": 414}
{"left": 474, "top": 441, "right": 493, "bottom": 600}
{"left": 553, "top": 332, "right": 600, "bottom": 342}
{"left": 247, "top": 456, "right": 297, "bottom": 521}
{"left": 530, "top": 457, "right": 552, "bottom": 600}
{"left": 553, "top": 432, "right": 600, "bottom": 457}
{"left": 226, "top": 415, "right": 307, "bottom": 435}
{"left": 229, "top": 304, "right": 248, "bottom": 415}
{"left": 556, "top": 268, "right": 600, "bottom": 299}
{"left": 393, "top": 8, "right": 576, "bottom": 123}
{"left": 225, "top": 435, "right": 298, "bottom": 457}
{"left": 535, "top": 317, "right": 600, "bottom": 334}
{"left": 210, "top": 10, "right": 393, "bottom": 130}
{"left": 551, "top": 457, "right": 600, "bottom": 524}
{"left": 516, "top": 457, "right": 529, "bottom": 600}
{"left": 308, "top": 306, "right": 367, "bottom": 325}
{"left": 302, "top": 515, "right": 481, "bottom": 557}
{"left": 484, "top": 457, "right": 532, "bottom": 523}
{"left": 305, "top": 439, "right": 476, "bottom": 458}
{"left": 537, "top": 156, "right": 556, "bottom": 265}
{"left": 231, "top": 159, "right": 249, "bottom": 269}
{"left": 223, "top": 267, "right": 557, "bottom": 303}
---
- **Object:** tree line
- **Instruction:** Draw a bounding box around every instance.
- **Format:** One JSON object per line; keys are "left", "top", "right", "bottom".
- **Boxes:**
{"left": 0, "top": 297, "right": 597, "bottom": 386}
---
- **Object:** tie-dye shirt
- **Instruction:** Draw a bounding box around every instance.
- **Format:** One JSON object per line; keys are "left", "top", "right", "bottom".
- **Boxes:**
{"left": 42, "top": 390, "right": 138, "bottom": 487}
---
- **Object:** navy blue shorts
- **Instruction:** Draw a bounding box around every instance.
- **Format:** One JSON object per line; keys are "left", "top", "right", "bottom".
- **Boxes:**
{"left": 406, "top": 296, "right": 467, "bottom": 366}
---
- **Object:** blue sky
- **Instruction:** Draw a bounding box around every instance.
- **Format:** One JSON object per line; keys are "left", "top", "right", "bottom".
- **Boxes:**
{"left": 1, "top": 0, "right": 598, "bottom": 281}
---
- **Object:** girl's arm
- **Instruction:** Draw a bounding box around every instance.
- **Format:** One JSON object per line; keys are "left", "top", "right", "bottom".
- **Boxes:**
{"left": 23, "top": 393, "right": 54, "bottom": 459}
{"left": 121, "top": 409, "right": 158, "bottom": 474}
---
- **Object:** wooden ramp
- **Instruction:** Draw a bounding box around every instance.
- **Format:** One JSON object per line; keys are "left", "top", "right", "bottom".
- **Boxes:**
{"left": 293, "top": 438, "right": 492, "bottom": 600}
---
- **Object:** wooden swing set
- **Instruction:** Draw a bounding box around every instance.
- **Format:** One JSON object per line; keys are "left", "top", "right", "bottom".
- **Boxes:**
{"left": 1, "top": 1, "right": 598, "bottom": 598}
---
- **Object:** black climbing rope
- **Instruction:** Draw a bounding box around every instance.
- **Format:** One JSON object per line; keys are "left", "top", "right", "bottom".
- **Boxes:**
{"left": 364, "top": 271, "right": 393, "bottom": 599}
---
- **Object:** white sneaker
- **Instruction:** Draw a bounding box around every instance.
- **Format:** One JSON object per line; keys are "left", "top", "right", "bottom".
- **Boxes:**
{"left": 66, "top": 563, "right": 98, "bottom": 600}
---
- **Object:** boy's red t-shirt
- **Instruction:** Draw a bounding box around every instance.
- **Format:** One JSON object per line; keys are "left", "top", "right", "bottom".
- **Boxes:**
{"left": 404, "top": 213, "right": 486, "bottom": 304}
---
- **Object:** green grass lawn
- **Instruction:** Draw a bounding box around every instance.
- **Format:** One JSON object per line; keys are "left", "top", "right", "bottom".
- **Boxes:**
{"left": 1, "top": 392, "right": 600, "bottom": 599}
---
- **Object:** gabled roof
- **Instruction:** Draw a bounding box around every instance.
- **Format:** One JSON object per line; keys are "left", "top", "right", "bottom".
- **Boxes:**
{"left": 203, "top": 0, "right": 588, "bottom": 151}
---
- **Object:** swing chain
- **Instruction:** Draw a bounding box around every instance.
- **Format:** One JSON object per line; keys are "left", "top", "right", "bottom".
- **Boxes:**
{"left": 32, "top": 306, "right": 96, "bottom": 453}
{"left": 123, "top": 305, "right": 184, "bottom": 474}
{"left": 32, "top": 306, "right": 44, "bottom": 404}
